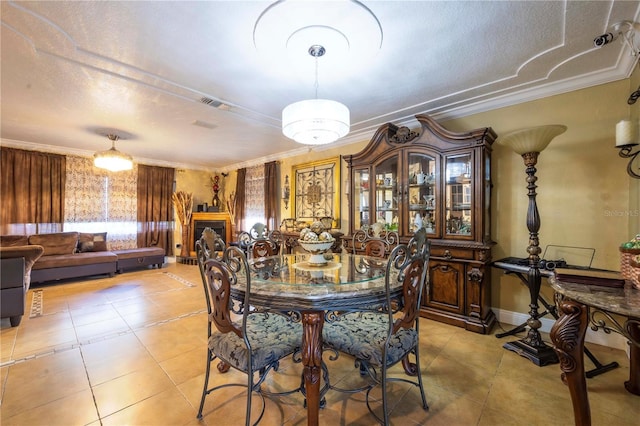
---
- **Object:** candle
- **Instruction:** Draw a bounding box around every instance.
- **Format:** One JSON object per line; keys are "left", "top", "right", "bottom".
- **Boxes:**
{"left": 615, "top": 119, "right": 636, "bottom": 147}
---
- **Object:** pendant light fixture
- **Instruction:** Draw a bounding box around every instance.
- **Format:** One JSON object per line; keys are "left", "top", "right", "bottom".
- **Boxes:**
{"left": 94, "top": 134, "right": 133, "bottom": 172}
{"left": 282, "top": 45, "right": 350, "bottom": 145}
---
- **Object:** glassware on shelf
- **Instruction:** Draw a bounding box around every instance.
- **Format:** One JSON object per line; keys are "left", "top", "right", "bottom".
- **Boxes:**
{"left": 414, "top": 212, "right": 423, "bottom": 231}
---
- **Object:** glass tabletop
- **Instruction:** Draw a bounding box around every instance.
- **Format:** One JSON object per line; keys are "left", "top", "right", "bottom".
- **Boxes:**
{"left": 549, "top": 275, "right": 640, "bottom": 319}
{"left": 247, "top": 253, "right": 390, "bottom": 286}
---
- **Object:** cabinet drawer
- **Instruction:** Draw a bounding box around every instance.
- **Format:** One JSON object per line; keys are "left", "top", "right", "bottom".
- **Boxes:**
{"left": 430, "top": 247, "right": 474, "bottom": 260}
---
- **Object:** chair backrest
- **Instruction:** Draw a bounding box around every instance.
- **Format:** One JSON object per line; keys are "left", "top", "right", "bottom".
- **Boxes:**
{"left": 236, "top": 222, "right": 272, "bottom": 252}
{"left": 237, "top": 225, "right": 282, "bottom": 259}
{"left": 200, "top": 227, "right": 225, "bottom": 258}
{"left": 385, "top": 227, "right": 430, "bottom": 334}
{"left": 352, "top": 228, "right": 400, "bottom": 258}
{"left": 249, "top": 222, "right": 268, "bottom": 239}
{"left": 197, "top": 242, "right": 250, "bottom": 339}
{"left": 247, "top": 238, "right": 279, "bottom": 258}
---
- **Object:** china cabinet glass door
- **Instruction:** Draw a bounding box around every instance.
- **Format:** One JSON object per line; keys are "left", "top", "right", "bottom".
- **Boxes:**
{"left": 407, "top": 152, "right": 437, "bottom": 235}
{"left": 354, "top": 168, "right": 370, "bottom": 229}
{"left": 445, "top": 153, "right": 473, "bottom": 236}
{"left": 373, "top": 157, "right": 398, "bottom": 231}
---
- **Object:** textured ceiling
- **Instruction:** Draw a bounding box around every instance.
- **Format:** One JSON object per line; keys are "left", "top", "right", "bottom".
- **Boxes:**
{"left": 1, "top": 1, "right": 639, "bottom": 171}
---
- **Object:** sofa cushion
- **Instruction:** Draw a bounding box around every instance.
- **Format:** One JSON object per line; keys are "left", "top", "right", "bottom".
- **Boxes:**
{"left": 32, "top": 251, "right": 118, "bottom": 269}
{"left": 28, "top": 232, "right": 79, "bottom": 256}
{"left": 78, "top": 232, "right": 108, "bottom": 252}
{"left": 0, "top": 235, "right": 29, "bottom": 247}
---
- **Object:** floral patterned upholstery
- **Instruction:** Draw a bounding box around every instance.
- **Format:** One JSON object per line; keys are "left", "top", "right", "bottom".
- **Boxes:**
{"left": 322, "top": 312, "right": 417, "bottom": 366}
{"left": 210, "top": 313, "right": 301, "bottom": 372}
{"left": 321, "top": 228, "right": 430, "bottom": 425}
{"left": 195, "top": 241, "right": 302, "bottom": 424}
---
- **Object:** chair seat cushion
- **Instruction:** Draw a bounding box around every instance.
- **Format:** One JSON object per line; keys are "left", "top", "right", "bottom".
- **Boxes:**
{"left": 209, "top": 313, "right": 301, "bottom": 372}
{"left": 323, "top": 312, "right": 417, "bottom": 367}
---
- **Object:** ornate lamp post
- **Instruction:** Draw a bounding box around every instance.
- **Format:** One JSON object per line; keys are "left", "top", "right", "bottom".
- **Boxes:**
{"left": 499, "top": 124, "right": 567, "bottom": 366}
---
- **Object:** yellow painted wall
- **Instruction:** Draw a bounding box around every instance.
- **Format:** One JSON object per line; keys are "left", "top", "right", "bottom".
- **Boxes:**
{"left": 175, "top": 78, "right": 638, "bottom": 316}
{"left": 442, "top": 80, "right": 633, "bottom": 312}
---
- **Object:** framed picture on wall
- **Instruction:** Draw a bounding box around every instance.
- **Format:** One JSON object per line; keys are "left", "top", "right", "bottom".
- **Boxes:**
{"left": 292, "top": 157, "right": 341, "bottom": 227}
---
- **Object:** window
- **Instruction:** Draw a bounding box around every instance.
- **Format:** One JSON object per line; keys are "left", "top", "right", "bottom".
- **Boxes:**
{"left": 244, "top": 165, "right": 265, "bottom": 227}
{"left": 64, "top": 156, "right": 137, "bottom": 249}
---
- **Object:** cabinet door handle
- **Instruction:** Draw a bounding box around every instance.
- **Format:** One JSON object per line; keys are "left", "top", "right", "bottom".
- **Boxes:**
{"left": 444, "top": 249, "right": 452, "bottom": 259}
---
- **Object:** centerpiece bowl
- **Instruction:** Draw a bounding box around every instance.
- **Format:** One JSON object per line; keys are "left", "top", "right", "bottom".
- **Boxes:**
{"left": 298, "top": 239, "right": 335, "bottom": 266}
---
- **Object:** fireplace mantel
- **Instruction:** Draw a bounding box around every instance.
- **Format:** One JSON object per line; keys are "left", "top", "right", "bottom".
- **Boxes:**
{"left": 189, "top": 212, "right": 232, "bottom": 256}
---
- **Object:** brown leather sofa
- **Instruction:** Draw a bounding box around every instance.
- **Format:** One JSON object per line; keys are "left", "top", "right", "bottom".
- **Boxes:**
{"left": 0, "top": 232, "right": 165, "bottom": 285}
{"left": 0, "top": 244, "right": 44, "bottom": 326}
{"left": 0, "top": 233, "right": 165, "bottom": 327}
{"left": 1, "top": 232, "right": 118, "bottom": 284}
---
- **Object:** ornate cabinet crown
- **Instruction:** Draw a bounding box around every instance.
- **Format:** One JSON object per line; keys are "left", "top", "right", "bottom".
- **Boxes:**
{"left": 345, "top": 114, "right": 497, "bottom": 333}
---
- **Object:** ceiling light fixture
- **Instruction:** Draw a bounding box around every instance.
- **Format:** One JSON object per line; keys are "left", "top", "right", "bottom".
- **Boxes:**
{"left": 282, "top": 45, "right": 350, "bottom": 145}
{"left": 94, "top": 134, "right": 133, "bottom": 172}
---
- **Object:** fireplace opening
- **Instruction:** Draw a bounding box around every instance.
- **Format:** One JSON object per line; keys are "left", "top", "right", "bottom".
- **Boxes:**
{"left": 193, "top": 220, "right": 226, "bottom": 251}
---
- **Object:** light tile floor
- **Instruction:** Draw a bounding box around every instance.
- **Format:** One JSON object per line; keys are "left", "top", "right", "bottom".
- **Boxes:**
{"left": 1, "top": 262, "right": 638, "bottom": 425}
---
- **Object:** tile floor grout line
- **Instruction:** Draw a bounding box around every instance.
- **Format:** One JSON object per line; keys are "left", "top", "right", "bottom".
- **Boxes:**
{"left": 1, "top": 308, "right": 207, "bottom": 367}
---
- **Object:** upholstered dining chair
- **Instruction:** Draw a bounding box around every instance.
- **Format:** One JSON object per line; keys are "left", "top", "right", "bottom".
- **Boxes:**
{"left": 323, "top": 228, "right": 430, "bottom": 425}
{"left": 351, "top": 227, "right": 399, "bottom": 258}
{"left": 195, "top": 242, "right": 302, "bottom": 425}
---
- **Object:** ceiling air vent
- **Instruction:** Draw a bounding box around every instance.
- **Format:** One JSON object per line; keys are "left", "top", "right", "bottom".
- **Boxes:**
{"left": 199, "top": 97, "right": 230, "bottom": 110}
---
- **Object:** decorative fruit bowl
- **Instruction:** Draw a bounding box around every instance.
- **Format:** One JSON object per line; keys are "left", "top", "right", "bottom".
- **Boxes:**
{"left": 298, "top": 239, "right": 335, "bottom": 266}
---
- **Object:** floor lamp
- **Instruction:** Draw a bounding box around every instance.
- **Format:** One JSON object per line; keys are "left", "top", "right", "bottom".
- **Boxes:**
{"left": 499, "top": 124, "right": 567, "bottom": 366}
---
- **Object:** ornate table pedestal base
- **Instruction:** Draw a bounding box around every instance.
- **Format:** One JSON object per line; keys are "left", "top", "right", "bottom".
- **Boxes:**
{"left": 301, "top": 310, "right": 324, "bottom": 426}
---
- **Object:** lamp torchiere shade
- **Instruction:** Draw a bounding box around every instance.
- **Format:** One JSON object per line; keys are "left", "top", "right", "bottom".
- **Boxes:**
{"left": 498, "top": 124, "right": 567, "bottom": 155}
{"left": 282, "top": 99, "right": 350, "bottom": 145}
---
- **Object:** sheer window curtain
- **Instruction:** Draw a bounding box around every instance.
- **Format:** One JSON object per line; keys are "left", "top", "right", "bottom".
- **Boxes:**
{"left": 244, "top": 165, "right": 266, "bottom": 230}
{"left": 1, "top": 147, "right": 66, "bottom": 235}
{"left": 137, "top": 165, "right": 175, "bottom": 254}
{"left": 64, "top": 155, "right": 137, "bottom": 249}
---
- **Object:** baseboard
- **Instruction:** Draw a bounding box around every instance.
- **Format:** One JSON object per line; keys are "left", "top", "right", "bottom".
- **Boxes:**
{"left": 493, "top": 308, "right": 629, "bottom": 354}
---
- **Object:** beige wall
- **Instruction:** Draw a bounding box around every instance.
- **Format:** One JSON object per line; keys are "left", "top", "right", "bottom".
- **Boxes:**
{"left": 175, "top": 78, "right": 638, "bottom": 316}
{"left": 443, "top": 80, "right": 634, "bottom": 312}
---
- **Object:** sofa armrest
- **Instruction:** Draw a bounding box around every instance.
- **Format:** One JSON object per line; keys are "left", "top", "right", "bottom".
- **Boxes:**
{"left": 0, "top": 245, "right": 45, "bottom": 290}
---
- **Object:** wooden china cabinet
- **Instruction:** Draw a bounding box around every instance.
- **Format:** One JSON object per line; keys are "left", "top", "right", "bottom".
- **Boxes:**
{"left": 344, "top": 114, "right": 497, "bottom": 334}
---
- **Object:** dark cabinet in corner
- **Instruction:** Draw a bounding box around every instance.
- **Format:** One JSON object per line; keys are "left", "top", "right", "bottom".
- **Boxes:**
{"left": 344, "top": 114, "right": 497, "bottom": 334}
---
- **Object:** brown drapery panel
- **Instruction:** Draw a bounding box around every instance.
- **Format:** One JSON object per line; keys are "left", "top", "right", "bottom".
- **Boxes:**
{"left": 0, "top": 147, "right": 66, "bottom": 235}
{"left": 235, "top": 168, "right": 246, "bottom": 233}
{"left": 264, "top": 161, "right": 278, "bottom": 232}
{"left": 137, "top": 164, "right": 175, "bottom": 255}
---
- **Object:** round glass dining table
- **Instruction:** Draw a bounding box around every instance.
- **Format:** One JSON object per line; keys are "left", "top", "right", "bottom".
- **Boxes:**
{"left": 232, "top": 253, "right": 399, "bottom": 426}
